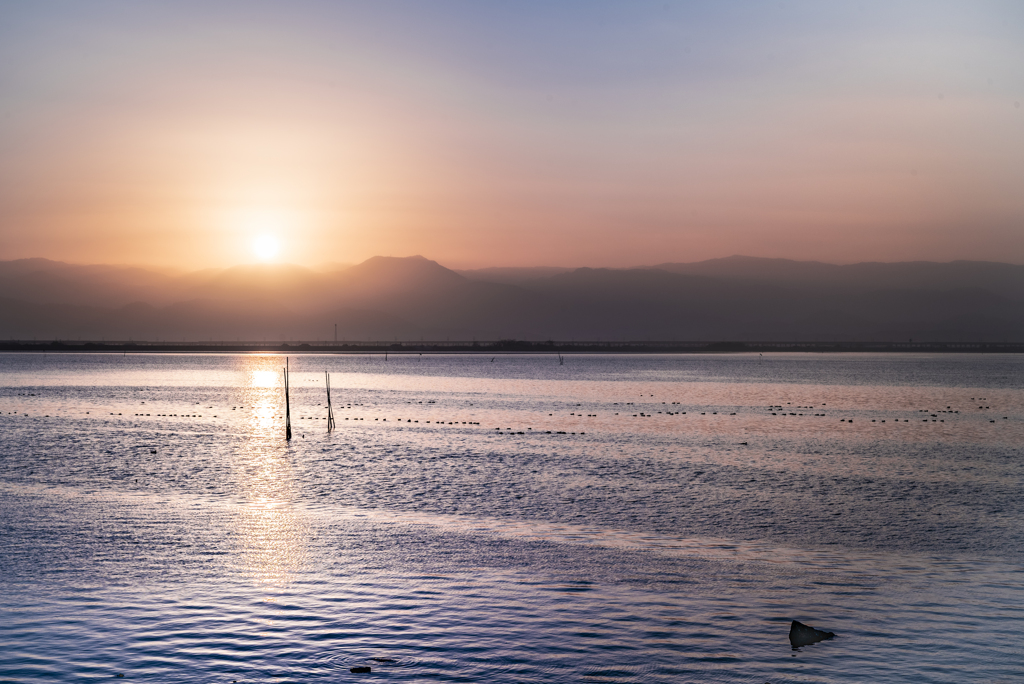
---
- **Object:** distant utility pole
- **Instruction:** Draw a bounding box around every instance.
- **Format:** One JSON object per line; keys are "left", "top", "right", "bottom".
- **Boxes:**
{"left": 334, "top": 323, "right": 337, "bottom": 343}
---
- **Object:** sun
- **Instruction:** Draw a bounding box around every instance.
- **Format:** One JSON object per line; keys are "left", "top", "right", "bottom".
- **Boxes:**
{"left": 252, "top": 235, "right": 280, "bottom": 262}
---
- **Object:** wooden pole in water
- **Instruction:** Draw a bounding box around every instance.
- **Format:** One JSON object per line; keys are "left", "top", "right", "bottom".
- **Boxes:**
{"left": 284, "top": 357, "right": 292, "bottom": 441}
{"left": 325, "top": 371, "right": 335, "bottom": 433}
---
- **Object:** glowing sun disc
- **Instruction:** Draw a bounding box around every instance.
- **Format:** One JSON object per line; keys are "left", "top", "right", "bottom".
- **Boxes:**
{"left": 252, "top": 235, "right": 280, "bottom": 261}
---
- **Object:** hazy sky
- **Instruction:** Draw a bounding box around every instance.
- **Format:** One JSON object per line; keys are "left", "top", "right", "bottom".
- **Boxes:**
{"left": 1, "top": 1, "right": 1023, "bottom": 269}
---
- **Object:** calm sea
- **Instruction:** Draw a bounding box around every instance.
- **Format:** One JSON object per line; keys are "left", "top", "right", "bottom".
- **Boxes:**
{"left": 1, "top": 352, "right": 1023, "bottom": 683}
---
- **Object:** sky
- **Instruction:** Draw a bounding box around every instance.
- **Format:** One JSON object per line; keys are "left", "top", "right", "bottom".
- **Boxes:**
{"left": 1, "top": 0, "right": 1023, "bottom": 270}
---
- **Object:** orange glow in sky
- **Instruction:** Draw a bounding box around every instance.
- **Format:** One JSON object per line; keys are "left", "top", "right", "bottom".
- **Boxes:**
{"left": 1, "top": 2, "right": 1023, "bottom": 270}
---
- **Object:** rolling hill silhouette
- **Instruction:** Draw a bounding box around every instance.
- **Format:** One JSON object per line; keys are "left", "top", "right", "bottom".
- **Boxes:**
{"left": 1, "top": 255, "right": 1022, "bottom": 342}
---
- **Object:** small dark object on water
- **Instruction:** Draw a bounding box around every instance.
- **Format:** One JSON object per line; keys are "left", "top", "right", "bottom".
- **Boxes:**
{"left": 350, "top": 665, "right": 372, "bottom": 673}
{"left": 115, "top": 675, "right": 124, "bottom": 679}
{"left": 370, "top": 658, "right": 396, "bottom": 662}
{"left": 789, "top": 620, "right": 835, "bottom": 648}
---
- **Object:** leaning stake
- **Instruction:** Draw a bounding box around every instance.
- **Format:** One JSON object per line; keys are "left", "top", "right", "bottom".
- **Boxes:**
{"left": 325, "top": 371, "right": 336, "bottom": 433}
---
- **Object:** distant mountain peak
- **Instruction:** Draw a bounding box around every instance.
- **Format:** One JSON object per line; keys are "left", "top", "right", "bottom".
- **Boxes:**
{"left": 347, "top": 255, "right": 463, "bottom": 279}
{"left": 359, "top": 254, "right": 437, "bottom": 266}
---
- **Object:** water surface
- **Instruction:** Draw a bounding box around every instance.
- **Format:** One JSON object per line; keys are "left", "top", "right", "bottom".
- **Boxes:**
{"left": 2, "top": 352, "right": 1022, "bottom": 682}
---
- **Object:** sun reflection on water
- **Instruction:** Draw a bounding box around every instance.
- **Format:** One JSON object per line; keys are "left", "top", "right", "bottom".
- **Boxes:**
{"left": 233, "top": 355, "right": 309, "bottom": 589}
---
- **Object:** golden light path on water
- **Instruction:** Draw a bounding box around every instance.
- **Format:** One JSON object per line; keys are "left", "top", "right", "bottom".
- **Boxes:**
{"left": 235, "top": 356, "right": 309, "bottom": 591}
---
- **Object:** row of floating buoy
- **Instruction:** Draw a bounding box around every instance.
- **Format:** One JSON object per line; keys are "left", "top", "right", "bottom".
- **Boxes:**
{"left": 760, "top": 402, "right": 1015, "bottom": 424}
{"left": 495, "top": 429, "right": 582, "bottom": 435}
{"left": 4, "top": 400, "right": 1014, "bottom": 435}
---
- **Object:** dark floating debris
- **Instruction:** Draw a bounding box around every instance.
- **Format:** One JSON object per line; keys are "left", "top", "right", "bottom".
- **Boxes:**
{"left": 350, "top": 665, "right": 372, "bottom": 673}
{"left": 370, "top": 657, "right": 396, "bottom": 662}
{"left": 789, "top": 620, "right": 835, "bottom": 648}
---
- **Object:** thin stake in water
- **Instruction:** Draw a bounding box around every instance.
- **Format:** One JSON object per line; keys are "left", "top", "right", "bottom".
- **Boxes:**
{"left": 284, "top": 357, "right": 292, "bottom": 441}
{"left": 325, "top": 371, "right": 336, "bottom": 433}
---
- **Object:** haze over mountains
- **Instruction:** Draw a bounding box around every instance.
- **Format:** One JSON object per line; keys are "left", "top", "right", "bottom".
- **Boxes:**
{"left": 2, "top": 255, "right": 1023, "bottom": 343}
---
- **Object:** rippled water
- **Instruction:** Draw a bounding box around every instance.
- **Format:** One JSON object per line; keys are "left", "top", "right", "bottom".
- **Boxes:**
{"left": 1, "top": 352, "right": 1023, "bottom": 683}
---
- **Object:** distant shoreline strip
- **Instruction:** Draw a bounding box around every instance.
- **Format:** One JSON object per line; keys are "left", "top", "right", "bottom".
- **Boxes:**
{"left": 2, "top": 340, "right": 1022, "bottom": 354}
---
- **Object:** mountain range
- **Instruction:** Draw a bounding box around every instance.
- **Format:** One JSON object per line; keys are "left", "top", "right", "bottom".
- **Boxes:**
{"left": 2, "top": 255, "right": 1023, "bottom": 342}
